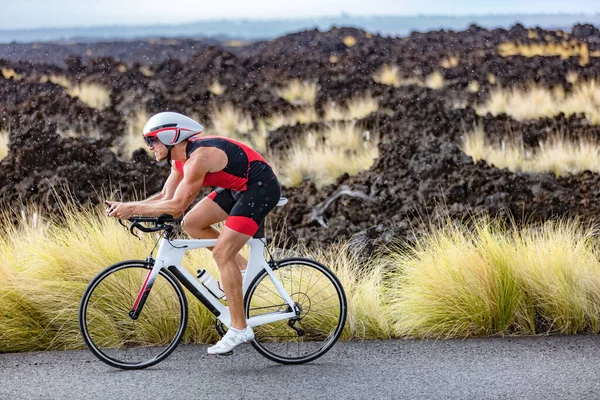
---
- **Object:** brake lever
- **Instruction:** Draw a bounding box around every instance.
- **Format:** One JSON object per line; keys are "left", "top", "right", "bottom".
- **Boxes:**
{"left": 129, "top": 222, "right": 142, "bottom": 240}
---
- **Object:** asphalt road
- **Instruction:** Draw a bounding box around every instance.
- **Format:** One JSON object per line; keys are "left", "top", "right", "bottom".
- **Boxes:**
{"left": 1, "top": 336, "right": 600, "bottom": 399}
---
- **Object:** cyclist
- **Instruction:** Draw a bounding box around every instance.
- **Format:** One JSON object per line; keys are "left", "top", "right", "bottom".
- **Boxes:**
{"left": 106, "top": 111, "right": 282, "bottom": 355}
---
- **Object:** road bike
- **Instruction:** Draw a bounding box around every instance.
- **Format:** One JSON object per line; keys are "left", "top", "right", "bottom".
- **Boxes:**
{"left": 78, "top": 198, "right": 347, "bottom": 369}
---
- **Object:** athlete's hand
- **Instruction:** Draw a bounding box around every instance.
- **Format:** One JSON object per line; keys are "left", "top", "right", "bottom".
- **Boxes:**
{"left": 105, "top": 201, "right": 135, "bottom": 220}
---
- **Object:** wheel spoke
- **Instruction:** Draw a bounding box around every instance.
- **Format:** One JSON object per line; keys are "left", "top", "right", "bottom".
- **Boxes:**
{"left": 81, "top": 264, "right": 187, "bottom": 369}
{"left": 246, "top": 259, "right": 347, "bottom": 364}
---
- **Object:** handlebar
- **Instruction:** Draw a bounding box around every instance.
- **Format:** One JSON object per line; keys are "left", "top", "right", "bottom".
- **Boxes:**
{"left": 117, "top": 214, "right": 182, "bottom": 239}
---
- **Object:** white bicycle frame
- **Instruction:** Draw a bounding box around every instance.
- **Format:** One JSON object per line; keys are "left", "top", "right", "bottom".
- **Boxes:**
{"left": 135, "top": 235, "right": 299, "bottom": 329}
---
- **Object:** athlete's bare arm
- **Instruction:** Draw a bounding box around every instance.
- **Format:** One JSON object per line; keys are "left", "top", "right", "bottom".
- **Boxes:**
{"left": 137, "top": 165, "right": 183, "bottom": 204}
{"left": 106, "top": 148, "right": 224, "bottom": 219}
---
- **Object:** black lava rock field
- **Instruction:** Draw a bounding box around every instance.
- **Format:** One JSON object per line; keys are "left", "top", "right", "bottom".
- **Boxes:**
{"left": 2, "top": 23, "right": 600, "bottom": 250}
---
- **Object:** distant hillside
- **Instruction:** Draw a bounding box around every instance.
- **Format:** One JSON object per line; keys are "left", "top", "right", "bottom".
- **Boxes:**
{"left": 1, "top": 13, "right": 600, "bottom": 43}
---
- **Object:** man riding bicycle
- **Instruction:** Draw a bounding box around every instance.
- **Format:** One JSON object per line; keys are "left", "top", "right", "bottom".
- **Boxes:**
{"left": 106, "top": 111, "right": 282, "bottom": 355}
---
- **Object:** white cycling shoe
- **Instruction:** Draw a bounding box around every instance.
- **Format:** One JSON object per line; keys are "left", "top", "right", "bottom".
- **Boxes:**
{"left": 207, "top": 325, "right": 254, "bottom": 355}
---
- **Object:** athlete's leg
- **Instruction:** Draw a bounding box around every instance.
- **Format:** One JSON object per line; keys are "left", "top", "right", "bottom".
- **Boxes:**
{"left": 183, "top": 193, "right": 248, "bottom": 270}
{"left": 211, "top": 226, "right": 252, "bottom": 329}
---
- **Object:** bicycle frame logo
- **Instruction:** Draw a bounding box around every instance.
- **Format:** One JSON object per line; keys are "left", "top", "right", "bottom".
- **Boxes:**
{"left": 130, "top": 235, "right": 300, "bottom": 328}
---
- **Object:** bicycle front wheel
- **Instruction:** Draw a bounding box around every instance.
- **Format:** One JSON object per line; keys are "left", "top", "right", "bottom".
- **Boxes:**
{"left": 78, "top": 260, "right": 188, "bottom": 369}
{"left": 245, "top": 257, "right": 347, "bottom": 364}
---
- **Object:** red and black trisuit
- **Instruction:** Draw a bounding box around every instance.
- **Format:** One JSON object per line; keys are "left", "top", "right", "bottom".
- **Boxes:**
{"left": 174, "top": 136, "right": 281, "bottom": 236}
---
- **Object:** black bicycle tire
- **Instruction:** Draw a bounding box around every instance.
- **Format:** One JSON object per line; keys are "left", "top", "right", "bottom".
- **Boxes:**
{"left": 78, "top": 260, "right": 188, "bottom": 370}
{"left": 244, "top": 257, "right": 347, "bottom": 364}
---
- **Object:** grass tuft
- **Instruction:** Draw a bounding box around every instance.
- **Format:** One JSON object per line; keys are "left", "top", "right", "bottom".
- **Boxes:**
{"left": 303, "top": 242, "right": 395, "bottom": 340}
{"left": 1, "top": 67, "right": 21, "bottom": 80}
{"left": 208, "top": 81, "right": 225, "bottom": 96}
{"left": 373, "top": 64, "right": 422, "bottom": 87}
{"left": 388, "top": 217, "right": 600, "bottom": 338}
{"left": 209, "top": 103, "right": 254, "bottom": 136}
{"left": 462, "top": 126, "right": 600, "bottom": 176}
{"left": 498, "top": 40, "right": 597, "bottom": 66}
{"left": 324, "top": 94, "right": 379, "bottom": 121}
{"left": 123, "top": 109, "right": 151, "bottom": 158}
{"left": 3, "top": 203, "right": 600, "bottom": 350}
{"left": 374, "top": 64, "right": 401, "bottom": 86}
{"left": 68, "top": 83, "right": 111, "bottom": 110}
{"left": 468, "top": 81, "right": 480, "bottom": 93}
{"left": 139, "top": 66, "right": 154, "bottom": 77}
{"left": 0, "top": 129, "right": 9, "bottom": 160}
{"left": 440, "top": 56, "right": 460, "bottom": 69}
{"left": 275, "top": 122, "right": 379, "bottom": 187}
{"left": 278, "top": 80, "right": 319, "bottom": 105}
{"left": 343, "top": 35, "right": 357, "bottom": 47}
{"left": 425, "top": 71, "right": 446, "bottom": 89}
{"left": 40, "top": 75, "right": 110, "bottom": 110}
{"left": 477, "top": 81, "right": 600, "bottom": 125}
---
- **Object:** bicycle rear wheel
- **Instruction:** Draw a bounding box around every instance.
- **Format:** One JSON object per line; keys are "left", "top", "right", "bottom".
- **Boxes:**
{"left": 79, "top": 260, "right": 188, "bottom": 369}
{"left": 245, "top": 257, "right": 347, "bottom": 364}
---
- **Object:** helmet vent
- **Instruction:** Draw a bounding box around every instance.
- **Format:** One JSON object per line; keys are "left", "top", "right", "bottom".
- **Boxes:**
{"left": 149, "top": 122, "right": 177, "bottom": 132}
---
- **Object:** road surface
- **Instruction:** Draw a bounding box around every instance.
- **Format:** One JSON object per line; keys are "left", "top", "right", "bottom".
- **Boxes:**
{"left": 1, "top": 336, "right": 600, "bottom": 399}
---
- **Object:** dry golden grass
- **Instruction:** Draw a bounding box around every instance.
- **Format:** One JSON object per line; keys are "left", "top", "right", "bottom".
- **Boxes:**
{"left": 209, "top": 103, "right": 254, "bottom": 136}
{"left": 343, "top": 35, "right": 357, "bottom": 47}
{"left": 201, "top": 95, "right": 374, "bottom": 162}
{"left": 139, "top": 66, "right": 154, "bottom": 77}
{"left": 374, "top": 64, "right": 402, "bottom": 86}
{"left": 1, "top": 67, "right": 21, "bottom": 80}
{"left": 306, "top": 242, "right": 394, "bottom": 340}
{"left": 223, "top": 40, "right": 246, "bottom": 47}
{"left": 388, "top": 217, "right": 600, "bottom": 338}
{"left": 373, "top": 64, "right": 421, "bottom": 87}
{"left": 468, "top": 81, "right": 480, "bottom": 93}
{"left": 477, "top": 81, "right": 600, "bottom": 124}
{"left": 462, "top": 126, "right": 600, "bottom": 176}
{"left": 293, "top": 107, "right": 320, "bottom": 124}
{"left": 566, "top": 71, "right": 579, "bottom": 84}
{"left": 208, "top": 81, "right": 225, "bottom": 96}
{"left": 374, "top": 64, "right": 446, "bottom": 89}
{"left": 424, "top": 71, "right": 446, "bottom": 89}
{"left": 261, "top": 107, "right": 320, "bottom": 132}
{"left": 57, "top": 128, "right": 101, "bottom": 141}
{"left": 0, "top": 129, "right": 9, "bottom": 160}
{"left": 40, "top": 74, "right": 69, "bottom": 87}
{"left": 0, "top": 202, "right": 225, "bottom": 351}
{"left": 123, "top": 109, "right": 152, "bottom": 158}
{"left": 324, "top": 94, "right": 379, "bottom": 121}
{"left": 0, "top": 202, "right": 393, "bottom": 351}
{"left": 345, "top": 95, "right": 379, "bottom": 119}
{"left": 498, "top": 40, "right": 599, "bottom": 66}
{"left": 5, "top": 200, "right": 600, "bottom": 350}
{"left": 69, "top": 83, "right": 111, "bottom": 110}
{"left": 246, "top": 107, "right": 321, "bottom": 153}
{"left": 440, "top": 56, "right": 459, "bottom": 69}
{"left": 278, "top": 80, "right": 319, "bottom": 105}
{"left": 40, "top": 74, "right": 110, "bottom": 110}
{"left": 275, "top": 122, "right": 379, "bottom": 187}
{"left": 204, "top": 104, "right": 271, "bottom": 153}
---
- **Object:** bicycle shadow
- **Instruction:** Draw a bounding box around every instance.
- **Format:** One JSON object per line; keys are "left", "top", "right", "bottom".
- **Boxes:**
{"left": 218, "top": 356, "right": 353, "bottom": 377}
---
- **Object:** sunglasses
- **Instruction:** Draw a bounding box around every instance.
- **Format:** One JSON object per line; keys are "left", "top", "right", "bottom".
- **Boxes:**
{"left": 144, "top": 136, "right": 160, "bottom": 147}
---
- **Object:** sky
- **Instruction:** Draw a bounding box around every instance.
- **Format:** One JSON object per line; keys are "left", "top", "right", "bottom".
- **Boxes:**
{"left": 2, "top": 0, "right": 600, "bottom": 30}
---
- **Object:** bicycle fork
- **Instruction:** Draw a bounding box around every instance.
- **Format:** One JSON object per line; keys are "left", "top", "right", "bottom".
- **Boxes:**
{"left": 129, "top": 259, "right": 158, "bottom": 320}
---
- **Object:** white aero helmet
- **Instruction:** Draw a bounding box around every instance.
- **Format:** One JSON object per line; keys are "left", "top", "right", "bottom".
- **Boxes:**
{"left": 142, "top": 112, "right": 203, "bottom": 147}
